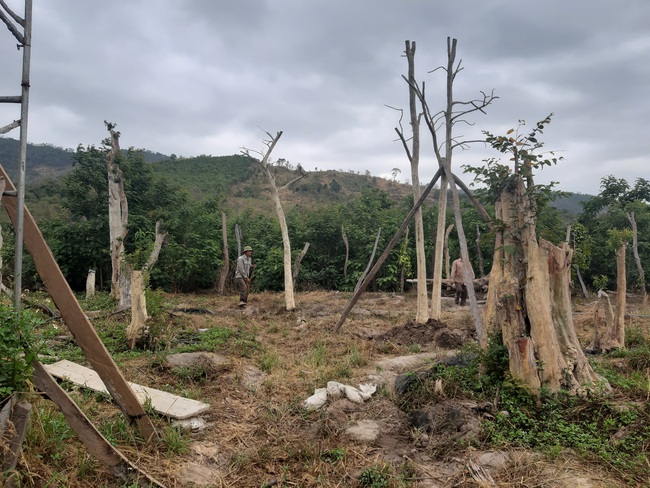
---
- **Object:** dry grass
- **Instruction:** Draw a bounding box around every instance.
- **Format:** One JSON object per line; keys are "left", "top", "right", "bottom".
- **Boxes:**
{"left": 6, "top": 290, "right": 647, "bottom": 487}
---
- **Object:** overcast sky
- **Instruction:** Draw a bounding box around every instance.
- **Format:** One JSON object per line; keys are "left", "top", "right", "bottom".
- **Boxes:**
{"left": 1, "top": 1, "right": 649, "bottom": 195}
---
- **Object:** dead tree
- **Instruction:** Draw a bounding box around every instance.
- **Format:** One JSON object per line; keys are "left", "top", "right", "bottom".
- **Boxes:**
{"left": 410, "top": 37, "right": 495, "bottom": 337}
{"left": 342, "top": 225, "right": 350, "bottom": 279}
{"left": 627, "top": 211, "right": 647, "bottom": 304}
{"left": 217, "top": 210, "right": 230, "bottom": 295}
{"left": 126, "top": 221, "right": 167, "bottom": 348}
{"left": 355, "top": 228, "right": 381, "bottom": 294}
{"left": 393, "top": 40, "right": 428, "bottom": 323}
{"left": 242, "top": 130, "right": 305, "bottom": 311}
{"left": 292, "top": 242, "right": 310, "bottom": 289}
{"left": 104, "top": 122, "right": 130, "bottom": 309}
{"left": 602, "top": 242, "right": 627, "bottom": 350}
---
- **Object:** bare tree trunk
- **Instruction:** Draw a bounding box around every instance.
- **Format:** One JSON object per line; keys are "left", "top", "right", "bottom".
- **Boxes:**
{"left": 627, "top": 212, "right": 647, "bottom": 304}
{"left": 292, "top": 242, "right": 310, "bottom": 289}
{"left": 342, "top": 225, "right": 350, "bottom": 279}
{"left": 402, "top": 40, "right": 428, "bottom": 323}
{"left": 475, "top": 223, "right": 485, "bottom": 278}
{"left": 243, "top": 130, "right": 305, "bottom": 311}
{"left": 400, "top": 226, "right": 409, "bottom": 293}
{"left": 430, "top": 176, "right": 448, "bottom": 320}
{"left": 604, "top": 243, "right": 627, "bottom": 350}
{"left": 126, "top": 270, "right": 147, "bottom": 349}
{"left": 483, "top": 176, "right": 607, "bottom": 393}
{"left": 574, "top": 265, "right": 590, "bottom": 299}
{"left": 235, "top": 224, "right": 242, "bottom": 258}
{"left": 217, "top": 211, "right": 230, "bottom": 295}
{"left": 105, "top": 124, "right": 130, "bottom": 309}
{"left": 86, "top": 270, "right": 96, "bottom": 298}
{"left": 355, "top": 228, "right": 381, "bottom": 294}
{"left": 444, "top": 224, "right": 454, "bottom": 285}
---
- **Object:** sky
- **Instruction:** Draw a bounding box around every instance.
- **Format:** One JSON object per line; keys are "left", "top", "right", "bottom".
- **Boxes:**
{"left": 1, "top": 1, "right": 649, "bottom": 195}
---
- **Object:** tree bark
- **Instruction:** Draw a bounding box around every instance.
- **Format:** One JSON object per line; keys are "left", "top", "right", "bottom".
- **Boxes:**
{"left": 444, "top": 224, "right": 454, "bottom": 285}
{"left": 430, "top": 175, "right": 448, "bottom": 320}
{"left": 86, "top": 269, "right": 96, "bottom": 298}
{"left": 342, "top": 225, "right": 350, "bottom": 279}
{"left": 483, "top": 176, "right": 607, "bottom": 393}
{"left": 292, "top": 242, "right": 310, "bottom": 289}
{"left": 105, "top": 126, "right": 130, "bottom": 309}
{"left": 603, "top": 243, "right": 627, "bottom": 350}
{"left": 126, "top": 270, "right": 147, "bottom": 349}
{"left": 403, "top": 40, "right": 429, "bottom": 324}
{"left": 217, "top": 211, "right": 230, "bottom": 295}
{"left": 126, "top": 222, "right": 166, "bottom": 348}
{"left": 355, "top": 228, "right": 381, "bottom": 294}
{"left": 475, "top": 223, "right": 485, "bottom": 278}
{"left": 627, "top": 212, "right": 647, "bottom": 304}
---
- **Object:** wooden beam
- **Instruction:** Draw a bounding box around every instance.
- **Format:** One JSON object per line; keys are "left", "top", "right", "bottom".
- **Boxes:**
{"left": 0, "top": 165, "right": 156, "bottom": 441}
{"left": 32, "top": 362, "right": 165, "bottom": 487}
{"left": 1, "top": 399, "right": 31, "bottom": 487}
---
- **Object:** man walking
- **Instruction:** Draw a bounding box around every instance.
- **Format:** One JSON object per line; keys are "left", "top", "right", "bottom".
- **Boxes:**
{"left": 451, "top": 254, "right": 474, "bottom": 306}
{"left": 235, "top": 246, "right": 255, "bottom": 307}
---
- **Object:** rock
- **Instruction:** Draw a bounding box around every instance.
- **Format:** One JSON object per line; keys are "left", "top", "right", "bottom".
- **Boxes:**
{"left": 171, "top": 417, "right": 207, "bottom": 432}
{"left": 242, "top": 364, "right": 267, "bottom": 391}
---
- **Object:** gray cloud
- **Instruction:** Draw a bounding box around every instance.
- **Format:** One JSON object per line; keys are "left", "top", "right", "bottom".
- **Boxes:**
{"left": 1, "top": 0, "right": 649, "bottom": 194}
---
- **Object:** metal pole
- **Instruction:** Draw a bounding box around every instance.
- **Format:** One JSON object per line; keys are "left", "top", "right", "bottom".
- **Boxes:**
{"left": 13, "top": 0, "right": 32, "bottom": 312}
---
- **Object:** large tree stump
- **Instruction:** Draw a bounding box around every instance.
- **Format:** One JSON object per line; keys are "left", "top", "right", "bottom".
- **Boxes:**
{"left": 484, "top": 176, "right": 608, "bottom": 394}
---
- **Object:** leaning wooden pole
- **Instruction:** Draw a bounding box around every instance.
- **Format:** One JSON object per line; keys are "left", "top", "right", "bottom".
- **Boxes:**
{"left": 0, "top": 166, "right": 157, "bottom": 441}
{"left": 32, "top": 362, "right": 164, "bottom": 487}
{"left": 335, "top": 168, "right": 442, "bottom": 331}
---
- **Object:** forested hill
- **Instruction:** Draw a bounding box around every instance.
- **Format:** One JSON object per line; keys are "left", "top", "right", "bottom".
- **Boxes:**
{"left": 0, "top": 136, "right": 169, "bottom": 182}
{"left": 1, "top": 135, "right": 592, "bottom": 217}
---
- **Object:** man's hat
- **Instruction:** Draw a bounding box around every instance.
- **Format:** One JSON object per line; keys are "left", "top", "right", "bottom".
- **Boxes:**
{"left": 244, "top": 246, "right": 253, "bottom": 252}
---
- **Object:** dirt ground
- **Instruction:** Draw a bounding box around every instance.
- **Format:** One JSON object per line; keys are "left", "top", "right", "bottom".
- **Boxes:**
{"left": 29, "top": 289, "right": 650, "bottom": 487}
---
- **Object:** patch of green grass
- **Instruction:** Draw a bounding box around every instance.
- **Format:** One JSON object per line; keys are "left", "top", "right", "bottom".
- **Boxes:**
{"left": 175, "top": 326, "right": 258, "bottom": 356}
{"left": 161, "top": 424, "right": 190, "bottom": 457}
{"left": 358, "top": 464, "right": 390, "bottom": 487}
{"left": 320, "top": 447, "right": 345, "bottom": 463}
{"left": 259, "top": 350, "right": 281, "bottom": 373}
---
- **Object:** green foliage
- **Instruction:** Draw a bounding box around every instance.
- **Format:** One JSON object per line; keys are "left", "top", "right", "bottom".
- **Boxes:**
{"left": 592, "top": 275, "right": 609, "bottom": 292}
{"left": 464, "top": 114, "right": 564, "bottom": 204}
{"left": 358, "top": 464, "right": 390, "bottom": 487}
{"left": 482, "top": 388, "right": 650, "bottom": 483}
{"left": 0, "top": 304, "right": 46, "bottom": 399}
{"left": 161, "top": 424, "right": 190, "bottom": 457}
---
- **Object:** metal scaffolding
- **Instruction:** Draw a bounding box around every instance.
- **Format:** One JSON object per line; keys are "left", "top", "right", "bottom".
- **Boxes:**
{"left": 0, "top": 0, "right": 33, "bottom": 311}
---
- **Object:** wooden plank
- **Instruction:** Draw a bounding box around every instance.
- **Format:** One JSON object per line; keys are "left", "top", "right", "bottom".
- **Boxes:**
{"left": 0, "top": 165, "right": 156, "bottom": 441}
{"left": 45, "top": 360, "right": 211, "bottom": 420}
{"left": 32, "top": 362, "right": 165, "bottom": 487}
{"left": 1, "top": 399, "right": 31, "bottom": 487}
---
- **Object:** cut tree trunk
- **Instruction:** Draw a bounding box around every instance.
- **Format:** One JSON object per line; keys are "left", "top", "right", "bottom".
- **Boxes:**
{"left": 106, "top": 127, "right": 130, "bottom": 309}
{"left": 603, "top": 243, "right": 627, "bottom": 350}
{"left": 217, "top": 211, "right": 229, "bottom": 295}
{"left": 483, "top": 176, "right": 608, "bottom": 393}
{"left": 126, "top": 222, "right": 166, "bottom": 348}
{"left": 126, "top": 270, "right": 147, "bottom": 349}
{"left": 86, "top": 270, "right": 96, "bottom": 298}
